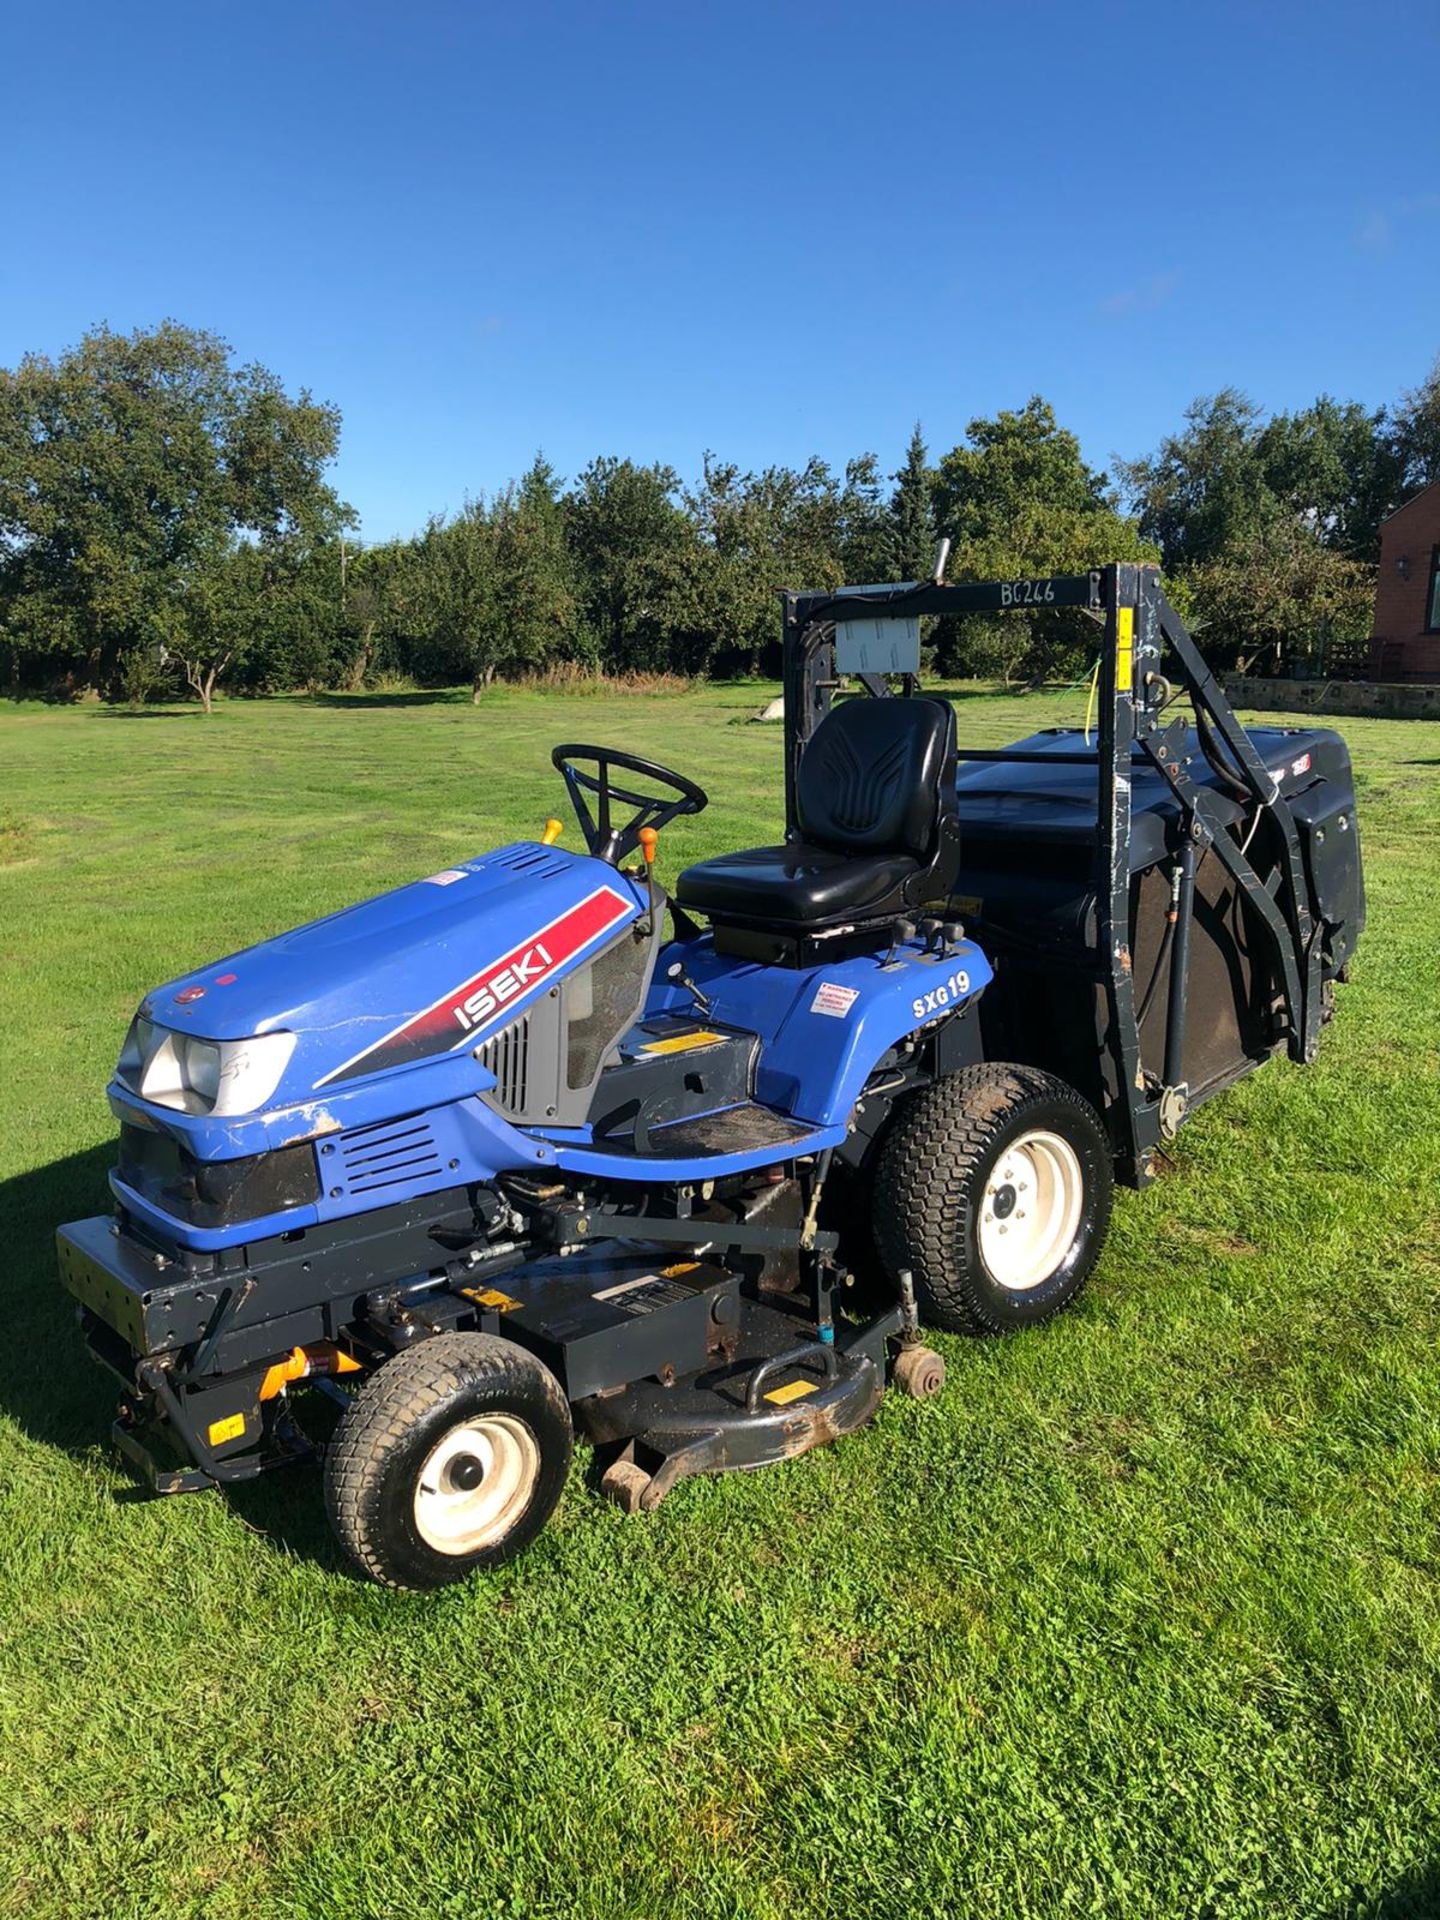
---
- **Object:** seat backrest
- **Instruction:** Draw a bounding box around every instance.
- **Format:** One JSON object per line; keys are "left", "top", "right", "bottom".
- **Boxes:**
{"left": 795, "top": 696, "right": 955, "bottom": 858}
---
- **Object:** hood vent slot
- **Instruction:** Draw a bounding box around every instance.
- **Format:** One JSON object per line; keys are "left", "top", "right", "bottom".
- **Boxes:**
{"left": 490, "top": 846, "right": 570, "bottom": 878}
{"left": 475, "top": 1014, "right": 530, "bottom": 1116}
{"left": 338, "top": 1116, "right": 442, "bottom": 1194}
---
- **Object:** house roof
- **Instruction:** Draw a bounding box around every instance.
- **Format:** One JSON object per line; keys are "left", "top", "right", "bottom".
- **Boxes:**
{"left": 1381, "top": 476, "right": 1440, "bottom": 533}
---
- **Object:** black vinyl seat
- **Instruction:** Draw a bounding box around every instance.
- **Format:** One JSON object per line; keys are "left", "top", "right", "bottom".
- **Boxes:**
{"left": 677, "top": 696, "right": 960, "bottom": 952}
{"left": 676, "top": 842, "right": 922, "bottom": 922}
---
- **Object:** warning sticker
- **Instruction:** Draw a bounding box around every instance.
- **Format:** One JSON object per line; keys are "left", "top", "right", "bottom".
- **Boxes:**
{"left": 1290, "top": 753, "right": 1312, "bottom": 779}
{"left": 460, "top": 1286, "right": 521, "bottom": 1312}
{"left": 640, "top": 1029, "right": 728, "bottom": 1056}
{"left": 810, "top": 982, "right": 859, "bottom": 1019}
{"left": 1116, "top": 604, "right": 1134, "bottom": 692}
{"left": 592, "top": 1274, "right": 697, "bottom": 1316}
{"left": 423, "top": 869, "right": 469, "bottom": 886}
{"left": 764, "top": 1378, "right": 818, "bottom": 1406}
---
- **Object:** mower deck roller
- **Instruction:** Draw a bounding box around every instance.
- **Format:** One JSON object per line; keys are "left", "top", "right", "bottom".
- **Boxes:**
{"left": 57, "top": 562, "right": 1362, "bottom": 1588}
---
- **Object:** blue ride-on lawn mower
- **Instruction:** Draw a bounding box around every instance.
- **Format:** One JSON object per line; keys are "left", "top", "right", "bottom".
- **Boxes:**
{"left": 56, "top": 563, "right": 1364, "bottom": 1588}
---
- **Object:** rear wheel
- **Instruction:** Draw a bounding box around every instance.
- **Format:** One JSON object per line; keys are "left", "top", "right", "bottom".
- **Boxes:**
{"left": 873, "top": 1064, "right": 1112, "bottom": 1335}
{"left": 325, "top": 1333, "right": 572, "bottom": 1590}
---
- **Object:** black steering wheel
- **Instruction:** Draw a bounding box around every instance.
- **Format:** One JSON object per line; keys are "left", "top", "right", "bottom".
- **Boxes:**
{"left": 551, "top": 743, "right": 709, "bottom": 865}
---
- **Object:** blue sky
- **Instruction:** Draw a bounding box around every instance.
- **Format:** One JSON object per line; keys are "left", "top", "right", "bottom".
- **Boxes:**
{"left": 6, "top": 0, "right": 1437, "bottom": 540}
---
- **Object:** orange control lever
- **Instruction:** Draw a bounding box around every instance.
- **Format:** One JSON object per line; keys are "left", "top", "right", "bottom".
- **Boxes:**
{"left": 259, "top": 1341, "right": 362, "bottom": 1402}
{"left": 637, "top": 827, "right": 659, "bottom": 933}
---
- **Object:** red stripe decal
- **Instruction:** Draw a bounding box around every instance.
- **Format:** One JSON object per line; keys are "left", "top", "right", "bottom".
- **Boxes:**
{"left": 319, "top": 885, "right": 634, "bottom": 1086}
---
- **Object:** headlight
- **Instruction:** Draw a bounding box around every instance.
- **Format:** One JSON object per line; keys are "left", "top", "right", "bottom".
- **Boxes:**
{"left": 116, "top": 1020, "right": 297, "bottom": 1116}
{"left": 208, "top": 1032, "right": 297, "bottom": 1114}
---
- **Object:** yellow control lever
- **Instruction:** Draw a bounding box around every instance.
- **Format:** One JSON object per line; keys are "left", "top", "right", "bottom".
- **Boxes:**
{"left": 541, "top": 817, "right": 564, "bottom": 846}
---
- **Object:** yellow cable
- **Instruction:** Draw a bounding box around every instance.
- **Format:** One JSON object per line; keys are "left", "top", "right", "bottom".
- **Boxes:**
{"left": 1083, "top": 656, "right": 1100, "bottom": 747}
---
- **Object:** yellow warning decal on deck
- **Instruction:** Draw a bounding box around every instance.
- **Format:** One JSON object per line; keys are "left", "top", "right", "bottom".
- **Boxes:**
{"left": 764, "top": 1378, "right": 818, "bottom": 1406}
{"left": 1116, "top": 604, "right": 1134, "bottom": 692}
{"left": 207, "top": 1412, "right": 247, "bottom": 1447}
{"left": 461, "top": 1286, "right": 521, "bottom": 1312}
{"left": 640, "top": 1029, "right": 728, "bottom": 1056}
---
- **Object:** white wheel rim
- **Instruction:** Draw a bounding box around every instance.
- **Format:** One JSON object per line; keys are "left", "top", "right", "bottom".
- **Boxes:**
{"left": 413, "top": 1415, "right": 540, "bottom": 1555}
{"left": 977, "top": 1129, "right": 1085, "bottom": 1292}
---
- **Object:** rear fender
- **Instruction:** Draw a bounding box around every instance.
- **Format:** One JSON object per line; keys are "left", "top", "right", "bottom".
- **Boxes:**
{"left": 648, "top": 937, "right": 992, "bottom": 1128}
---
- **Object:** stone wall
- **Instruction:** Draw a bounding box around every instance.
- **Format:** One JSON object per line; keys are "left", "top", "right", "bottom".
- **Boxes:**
{"left": 1223, "top": 676, "right": 1440, "bottom": 720}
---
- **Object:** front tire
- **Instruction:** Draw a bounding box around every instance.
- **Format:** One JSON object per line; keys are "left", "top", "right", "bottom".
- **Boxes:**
{"left": 325, "top": 1333, "right": 573, "bottom": 1590}
{"left": 873, "top": 1064, "right": 1112, "bottom": 1336}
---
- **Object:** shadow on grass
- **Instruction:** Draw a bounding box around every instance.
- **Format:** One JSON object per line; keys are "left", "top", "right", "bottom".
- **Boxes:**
{"left": 306, "top": 689, "right": 466, "bottom": 710}
{"left": 88, "top": 706, "right": 204, "bottom": 720}
{"left": 0, "top": 1139, "right": 347, "bottom": 1575}
{"left": 1332, "top": 1865, "right": 1440, "bottom": 1918}
{"left": 3, "top": 1140, "right": 123, "bottom": 1452}
{"left": 223, "top": 1409, "right": 347, "bottom": 1575}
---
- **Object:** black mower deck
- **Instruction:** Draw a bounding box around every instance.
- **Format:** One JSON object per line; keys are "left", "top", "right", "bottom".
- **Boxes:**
{"left": 579, "top": 1289, "right": 903, "bottom": 1510}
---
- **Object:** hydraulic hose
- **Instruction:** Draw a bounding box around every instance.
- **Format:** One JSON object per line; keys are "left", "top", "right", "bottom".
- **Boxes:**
{"left": 1193, "top": 699, "right": 1251, "bottom": 799}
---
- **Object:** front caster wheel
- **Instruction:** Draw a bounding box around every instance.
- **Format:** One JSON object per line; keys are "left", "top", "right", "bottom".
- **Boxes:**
{"left": 892, "top": 1344, "right": 946, "bottom": 1399}
{"left": 325, "top": 1333, "right": 572, "bottom": 1590}
{"left": 874, "top": 1063, "right": 1113, "bottom": 1337}
{"left": 599, "top": 1458, "right": 654, "bottom": 1514}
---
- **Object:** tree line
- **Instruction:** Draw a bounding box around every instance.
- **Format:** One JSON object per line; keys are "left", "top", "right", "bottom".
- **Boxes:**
{"left": 1, "top": 322, "right": 1436, "bottom": 705}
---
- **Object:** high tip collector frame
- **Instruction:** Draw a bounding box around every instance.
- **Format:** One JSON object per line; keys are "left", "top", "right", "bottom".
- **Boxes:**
{"left": 781, "top": 564, "right": 1325, "bottom": 1185}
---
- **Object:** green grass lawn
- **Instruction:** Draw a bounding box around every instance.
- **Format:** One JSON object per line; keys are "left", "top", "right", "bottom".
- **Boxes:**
{"left": 2, "top": 682, "right": 1439, "bottom": 1919}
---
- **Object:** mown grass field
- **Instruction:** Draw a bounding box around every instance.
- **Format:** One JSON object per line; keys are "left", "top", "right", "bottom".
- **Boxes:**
{"left": 2, "top": 680, "right": 1439, "bottom": 1919}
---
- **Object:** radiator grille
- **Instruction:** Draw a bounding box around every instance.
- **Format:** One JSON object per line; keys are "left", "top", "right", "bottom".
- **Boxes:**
{"left": 475, "top": 1014, "right": 531, "bottom": 1115}
{"left": 338, "top": 1116, "right": 442, "bottom": 1194}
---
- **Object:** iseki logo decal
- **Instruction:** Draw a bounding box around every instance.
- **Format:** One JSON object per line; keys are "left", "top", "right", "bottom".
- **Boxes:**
{"left": 317, "top": 887, "right": 633, "bottom": 1086}
{"left": 452, "top": 940, "right": 555, "bottom": 1032}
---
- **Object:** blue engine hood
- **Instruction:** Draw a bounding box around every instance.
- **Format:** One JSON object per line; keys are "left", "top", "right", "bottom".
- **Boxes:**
{"left": 132, "top": 842, "right": 641, "bottom": 1108}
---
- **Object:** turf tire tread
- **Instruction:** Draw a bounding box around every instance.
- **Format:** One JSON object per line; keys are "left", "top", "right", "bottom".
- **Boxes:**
{"left": 873, "top": 1062, "right": 1107, "bottom": 1336}
{"left": 325, "top": 1332, "right": 570, "bottom": 1588}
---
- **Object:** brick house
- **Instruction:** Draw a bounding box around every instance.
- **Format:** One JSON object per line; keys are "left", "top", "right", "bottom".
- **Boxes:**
{"left": 1370, "top": 479, "right": 1440, "bottom": 681}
